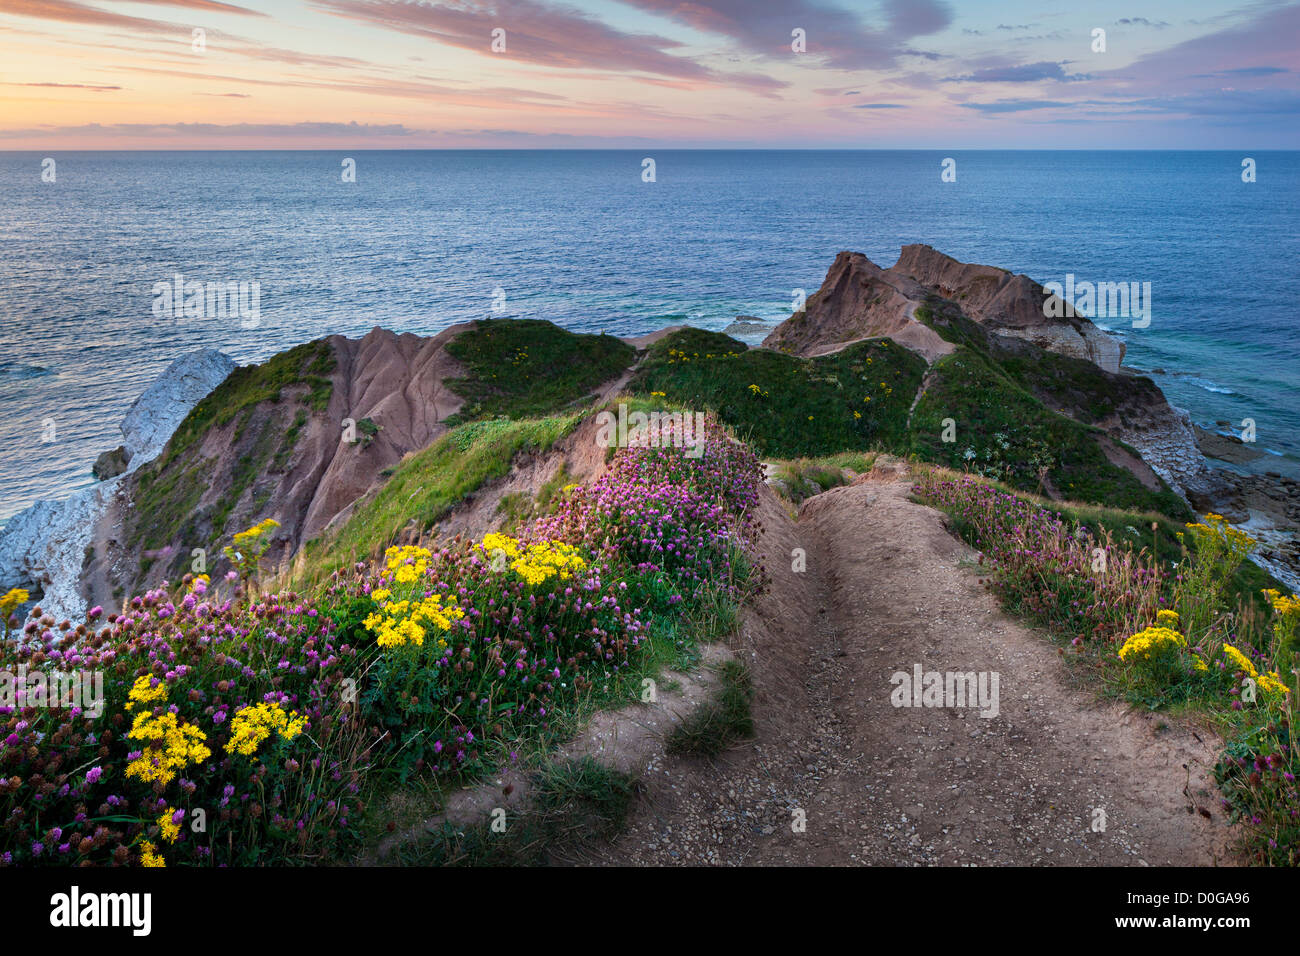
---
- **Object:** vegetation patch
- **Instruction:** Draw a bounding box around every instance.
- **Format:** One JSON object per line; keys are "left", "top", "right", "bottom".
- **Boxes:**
{"left": 297, "top": 414, "right": 580, "bottom": 585}
{"left": 388, "top": 758, "right": 639, "bottom": 866}
{"left": 666, "top": 659, "right": 755, "bottom": 758}
{"left": 629, "top": 327, "right": 925, "bottom": 459}
{"left": 770, "top": 452, "right": 876, "bottom": 505}
{"left": 909, "top": 347, "right": 1188, "bottom": 518}
{"left": 445, "top": 319, "right": 635, "bottom": 422}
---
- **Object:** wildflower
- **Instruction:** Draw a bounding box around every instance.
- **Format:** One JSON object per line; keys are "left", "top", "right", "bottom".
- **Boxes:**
{"left": 225, "top": 701, "right": 307, "bottom": 758}
{"left": 139, "top": 840, "right": 165, "bottom": 868}
{"left": 125, "top": 711, "right": 211, "bottom": 786}
{"left": 0, "top": 588, "right": 28, "bottom": 619}
{"left": 124, "top": 674, "right": 168, "bottom": 712}
{"left": 157, "top": 808, "right": 181, "bottom": 844}
{"left": 1118, "top": 625, "right": 1186, "bottom": 662}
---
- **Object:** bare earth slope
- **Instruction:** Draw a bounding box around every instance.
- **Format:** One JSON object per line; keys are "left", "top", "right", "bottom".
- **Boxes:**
{"left": 586, "top": 467, "right": 1235, "bottom": 866}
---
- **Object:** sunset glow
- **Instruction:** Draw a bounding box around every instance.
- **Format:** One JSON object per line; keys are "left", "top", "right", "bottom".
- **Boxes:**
{"left": 2, "top": 0, "right": 1298, "bottom": 149}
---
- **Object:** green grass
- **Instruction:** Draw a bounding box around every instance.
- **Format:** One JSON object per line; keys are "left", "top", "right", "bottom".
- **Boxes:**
{"left": 770, "top": 452, "right": 876, "bottom": 505}
{"left": 629, "top": 327, "right": 925, "bottom": 459}
{"left": 296, "top": 414, "right": 580, "bottom": 585}
{"left": 385, "top": 758, "right": 638, "bottom": 866}
{"left": 910, "top": 347, "right": 1189, "bottom": 518}
{"left": 666, "top": 659, "right": 755, "bottom": 758}
{"left": 158, "top": 339, "right": 334, "bottom": 469}
{"left": 445, "top": 319, "right": 635, "bottom": 422}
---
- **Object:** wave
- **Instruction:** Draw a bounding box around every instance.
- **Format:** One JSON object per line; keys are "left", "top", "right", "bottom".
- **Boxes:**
{"left": 1166, "top": 371, "right": 1237, "bottom": 395}
{"left": 0, "top": 362, "right": 53, "bottom": 380}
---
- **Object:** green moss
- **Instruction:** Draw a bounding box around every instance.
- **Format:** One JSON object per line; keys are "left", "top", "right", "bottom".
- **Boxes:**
{"left": 629, "top": 328, "right": 926, "bottom": 459}
{"left": 445, "top": 319, "right": 635, "bottom": 422}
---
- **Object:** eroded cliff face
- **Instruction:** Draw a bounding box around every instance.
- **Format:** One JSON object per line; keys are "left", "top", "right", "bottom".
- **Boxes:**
{"left": 82, "top": 326, "right": 470, "bottom": 613}
{"left": 764, "top": 245, "right": 1125, "bottom": 374}
{"left": 762, "top": 251, "right": 954, "bottom": 362}
{"left": 891, "top": 244, "right": 1125, "bottom": 373}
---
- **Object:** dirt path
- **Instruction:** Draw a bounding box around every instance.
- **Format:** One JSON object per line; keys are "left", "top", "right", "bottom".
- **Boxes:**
{"left": 581, "top": 466, "right": 1237, "bottom": 866}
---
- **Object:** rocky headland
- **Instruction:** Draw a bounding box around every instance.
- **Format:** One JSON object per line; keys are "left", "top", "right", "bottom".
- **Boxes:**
{"left": 2, "top": 244, "right": 1296, "bottom": 622}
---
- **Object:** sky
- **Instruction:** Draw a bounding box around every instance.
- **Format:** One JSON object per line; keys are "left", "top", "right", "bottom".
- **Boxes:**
{"left": 0, "top": 0, "right": 1297, "bottom": 148}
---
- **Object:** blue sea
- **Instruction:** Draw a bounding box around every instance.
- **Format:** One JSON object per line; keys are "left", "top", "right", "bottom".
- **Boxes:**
{"left": 1, "top": 149, "right": 1298, "bottom": 523}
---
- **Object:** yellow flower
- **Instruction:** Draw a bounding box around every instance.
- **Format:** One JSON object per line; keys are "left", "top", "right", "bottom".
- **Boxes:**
{"left": 1155, "top": 609, "right": 1180, "bottom": 627}
{"left": 139, "top": 840, "right": 165, "bottom": 868}
{"left": 0, "top": 588, "right": 29, "bottom": 618}
{"left": 157, "top": 809, "right": 181, "bottom": 844}
{"left": 125, "top": 711, "right": 210, "bottom": 786}
{"left": 124, "top": 674, "right": 168, "bottom": 712}
{"left": 1118, "top": 625, "right": 1186, "bottom": 662}
{"left": 224, "top": 701, "right": 307, "bottom": 758}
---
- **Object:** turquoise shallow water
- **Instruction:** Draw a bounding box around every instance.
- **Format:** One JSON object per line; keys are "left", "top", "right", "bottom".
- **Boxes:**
{"left": 1, "top": 149, "right": 1297, "bottom": 522}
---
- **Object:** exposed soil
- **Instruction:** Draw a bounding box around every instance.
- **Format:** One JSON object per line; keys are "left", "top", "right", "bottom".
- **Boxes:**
{"left": 578, "top": 462, "right": 1239, "bottom": 866}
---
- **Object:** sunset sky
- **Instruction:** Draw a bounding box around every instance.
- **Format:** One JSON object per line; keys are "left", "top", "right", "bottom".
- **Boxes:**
{"left": 1, "top": 0, "right": 1298, "bottom": 148}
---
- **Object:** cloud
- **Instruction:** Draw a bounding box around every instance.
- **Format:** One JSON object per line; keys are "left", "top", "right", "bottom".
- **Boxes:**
{"left": 124, "top": 0, "right": 268, "bottom": 14}
{"left": 1, "top": 120, "right": 417, "bottom": 137}
{"left": 0, "top": 0, "right": 263, "bottom": 32}
{"left": 853, "top": 102, "right": 905, "bottom": 108}
{"left": 1192, "top": 66, "right": 1289, "bottom": 78}
{"left": 617, "top": 0, "right": 952, "bottom": 70}
{"left": 948, "top": 61, "right": 1090, "bottom": 83}
{"left": 1116, "top": 17, "right": 1168, "bottom": 28}
{"left": 0, "top": 0, "right": 175, "bottom": 31}
{"left": 2, "top": 81, "right": 122, "bottom": 91}
{"left": 960, "top": 99, "right": 1072, "bottom": 113}
{"left": 310, "top": 0, "right": 787, "bottom": 93}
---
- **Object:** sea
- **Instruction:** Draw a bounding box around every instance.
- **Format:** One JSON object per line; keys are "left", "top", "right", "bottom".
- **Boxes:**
{"left": 1, "top": 149, "right": 1298, "bottom": 524}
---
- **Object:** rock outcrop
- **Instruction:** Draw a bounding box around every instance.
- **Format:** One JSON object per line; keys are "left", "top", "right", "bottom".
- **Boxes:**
{"left": 763, "top": 245, "right": 1209, "bottom": 503}
{"left": 891, "top": 244, "right": 1124, "bottom": 373}
{"left": 763, "top": 251, "right": 954, "bottom": 362}
{"left": 764, "top": 245, "right": 1124, "bottom": 373}
{"left": 0, "top": 349, "right": 237, "bottom": 622}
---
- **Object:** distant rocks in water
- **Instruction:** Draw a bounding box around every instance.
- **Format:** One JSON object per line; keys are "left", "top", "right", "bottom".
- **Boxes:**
{"left": 92, "top": 446, "right": 131, "bottom": 481}
{"left": 1194, "top": 424, "right": 1266, "bottom": 466}
{"left": 0, "top": 348, "right": 237, "bottom": 625}
{"left": 722, "top": 316, "right": 774, "bottom": 339}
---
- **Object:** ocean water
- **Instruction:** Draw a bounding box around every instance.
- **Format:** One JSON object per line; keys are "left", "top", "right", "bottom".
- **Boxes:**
{"left": 1, "top": 149, "right": 1298, "bottom": 523}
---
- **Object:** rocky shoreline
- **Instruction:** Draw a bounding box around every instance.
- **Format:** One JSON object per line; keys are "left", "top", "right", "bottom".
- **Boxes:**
{"left": 0, "top": 349, "right": 236, "bottom": 622}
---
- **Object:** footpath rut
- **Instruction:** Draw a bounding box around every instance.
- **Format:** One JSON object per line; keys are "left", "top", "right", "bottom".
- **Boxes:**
{"left": 581, "top": 468, "right": 1235, "bottom": 866}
